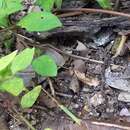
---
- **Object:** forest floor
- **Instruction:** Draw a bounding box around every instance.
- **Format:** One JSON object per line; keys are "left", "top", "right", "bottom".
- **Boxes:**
{"left": 1, "top": 0, "right": 130, "bottom": 130}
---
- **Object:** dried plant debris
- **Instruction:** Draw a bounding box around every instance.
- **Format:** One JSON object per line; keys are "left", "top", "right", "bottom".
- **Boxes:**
{"left": 73, "top": 70, "right": 100, "bottom": 87}
{"left": 69, "top": 76, "right": 80, "bottom": 93}
{"left": 72, "top": 59, "right": 86, "bottom": 73}
{"left": 76, "top": 40, "right": 87, "bottom": 51}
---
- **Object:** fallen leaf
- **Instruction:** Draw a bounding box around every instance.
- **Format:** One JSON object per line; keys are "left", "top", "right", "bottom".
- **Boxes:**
{"left": 44, "top": 48, "right": 65, "bottom": 67}
{"left": 70, "top": 76, "right": 80, "bottom": 93}
{"left": 74, "top": 70, "right": 100, "bottom": 87}
{"left": 72, "top": 59, "right": 86, "bottom": 73}
{"left": 76, "top": 40, "right": 87, "bottom": 51}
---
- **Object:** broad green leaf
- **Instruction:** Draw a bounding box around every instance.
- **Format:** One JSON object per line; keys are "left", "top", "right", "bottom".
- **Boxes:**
{"left": 11, "top": 48, "right": 35, "bottom": 74}
{"left": 0, "top": 15, "right": 8, "bottom": 27}
{"left": 18, "top": 12, "right": 62, "bottom": 32}
{"left": 36, "top": 0, "right": 55, "bottom": 11}
{"left": 0, "top": 66, "right": 12, "bottom": 81}
{"left": 21, "top": 85, "right": 41, "bottom": 108}
{"left": 0, "top": 50, "right": 17, "bottom": 72}
{"left": 0, "top": 0, "right": 23, "bottom": 27}
{"left": 96, "top": 0, "right": 112, "bottom": 9}
{"left": 59, "top": 105, "right": 81, "bottom": 125}
{"left": 0, "top": 77, "right": 25, "bottom": 96}
{"left": 0, "top": 0, "right": 23, "bottom": 15}
{"left": 32, "top": 55, "right": 57, "bottom": 77}
{"left": 55, "top": 0, "right": 62, "bottom": 9}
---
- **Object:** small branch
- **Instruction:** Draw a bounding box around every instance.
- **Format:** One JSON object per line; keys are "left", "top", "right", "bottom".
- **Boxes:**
{"left": 47, "top": 78, "right": 55, "bottom": 97}
{"left": 58, "top": 8, "right": 130, "bottom": 18}
{"left": 13, "top": 108, "right": 36, "bottom": 130}
{"left": 92, "top": 121, "right": 130, "bottom": 130}
{"left": 58, "top": 11, "right": 83, "bottom": 18}
{"left": 19, "top": 114, "right": 36, "bottom": 130}
{"left": 17, "top": 34, "right": 125, "bottom": 68}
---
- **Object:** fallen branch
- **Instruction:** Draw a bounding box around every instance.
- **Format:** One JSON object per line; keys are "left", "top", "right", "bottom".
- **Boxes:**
{"left": 58, "top": 8, "right": 130, "bottom": 18}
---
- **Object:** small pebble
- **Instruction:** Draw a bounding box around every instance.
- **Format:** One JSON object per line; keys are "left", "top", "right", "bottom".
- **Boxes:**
{"left": 90, "top": 93, "right": 105, "bottom": 107}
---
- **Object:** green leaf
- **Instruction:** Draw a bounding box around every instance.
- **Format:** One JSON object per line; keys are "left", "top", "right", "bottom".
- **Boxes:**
{"left": 18, "top": 12, "right": 62, "bottom": 32}
{"left": 44, "top": 128, "right": 52, "bottom": 130}
{"left": 59, "top": 105, "right": 81, "bottom": 125}
{"left": 0, "top": 0, "right": 23, "bottom": 27}
{"left": 0, "top": 15, "right": 8, "bottom": 27}
{"left": 21, "top": 85, "right": 41, "bottom": 108}
{"left": 32, "top": 55, "right": 57, "bottom": 77}
{"left": 55, "top": 0, "right": 62, "bottom": 9}
{"left": 0, "top": 66, "right": 12, "bottom": 81}
{"left": 0, "top": 77, "right": 25, "bottom": 96}
{"left": 0, "top": 0, "right": 23, "bottom": 15}
{"left": 0, "top": 50, "right": 17, "bottom": 72}
{"left": 11, "top": 48, "right": 35, "bottom": 74}
{"left": 96, "top": 0, "right": 112, "bottom": 9}
{"left": 36, "top": 0, "right": 55, "bottom": 11}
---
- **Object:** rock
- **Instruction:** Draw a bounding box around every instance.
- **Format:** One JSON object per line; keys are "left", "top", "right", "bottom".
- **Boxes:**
{"left": 118, "top": 92, "right": 130, "bottom": 102}
{"left": 120, "top": 108, "right": 130, "bottom": 116}
{"left": 90, "top": 93, "right": 105, "bottom": 107}
{"left": 105, "top": 67, "right": 130, "bottom": 92}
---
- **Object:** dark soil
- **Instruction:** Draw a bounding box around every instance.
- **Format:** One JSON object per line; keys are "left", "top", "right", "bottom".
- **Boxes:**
{"left": 1, "top": 0, "right": 130, "bottom": 130}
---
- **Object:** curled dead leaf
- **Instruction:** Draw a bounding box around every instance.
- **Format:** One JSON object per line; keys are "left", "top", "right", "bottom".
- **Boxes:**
{"left": 74, "top": 70, "right": 100, "bottom": 87}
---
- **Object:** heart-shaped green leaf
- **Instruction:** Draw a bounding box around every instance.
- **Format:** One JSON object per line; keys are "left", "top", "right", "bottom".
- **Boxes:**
{"left": 96, "top": 0, "right": 112, "bottom": 9}
{"left": 11, "top": 48, "right": 35, "bottom": 74}
{"left": 0, "top": 50, "right": 17, "bottom": 72}
{"left": 32, "top": 55, "right": 57, "bottom": 77}
{"left": 21, "top": 85, "right": 41, "bottom": 108}
{"left": 0, "top": 77, "right": 25, "bottom": 96}
{"left": 55, "top": 0, "right": 62, "bottom": 9}
{"left": 36, "top": 0, "right": 55, "bottom": 11}
{"left": 0, "top": 0, "right": 23, "bottom": 15}
{"left": 18, "top": 12, "right": 62, "bottom": 32}
{"left": 0, "top": 0, "right": 23, "bottom": 27}
{"left": 0, "top": 15, "right": 8, "bottom": 27}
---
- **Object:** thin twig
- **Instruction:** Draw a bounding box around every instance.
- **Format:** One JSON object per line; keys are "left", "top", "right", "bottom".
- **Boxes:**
{"left": 58, "top": 11, "right": 83, "bottom": 18}
{"left": 13, "top": 107, "right": 36, "bottom": 130}
{"left": 41, "top": 88, "right": 59, "bottom": 105}
{"left": 92, "top": 121, "right": 130, "bottom": 130}
{"left": 17, "top": 33, "right": 104, "bottom": 64}
{"left": 47, "top": 78, "right": 55, "bottom": 97}
{"left": 58, "top": 8, "right": 130, "bottom": 18}
{"left": 16, "top": 34, "right": 125, "bottom": 68}
{"left": 55, "top": 92, "right": 73, "bottom": 98}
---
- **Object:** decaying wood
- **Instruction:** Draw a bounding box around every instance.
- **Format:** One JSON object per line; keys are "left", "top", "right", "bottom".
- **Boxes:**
{"left": 35, "top": 16, "right": 130, "bottom": 41}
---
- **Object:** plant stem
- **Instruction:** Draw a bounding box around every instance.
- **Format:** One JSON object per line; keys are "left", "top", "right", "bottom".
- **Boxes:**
{"left": 13, "top": 107, "right": 36, "bottom": 130}
{"left": 19, "top": 114, "right": 36, "bottom": 130}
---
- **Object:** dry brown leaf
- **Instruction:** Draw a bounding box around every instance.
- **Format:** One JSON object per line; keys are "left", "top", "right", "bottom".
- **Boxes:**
{"left": 74, "top": 70, "right": 100, "bottom": 87}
